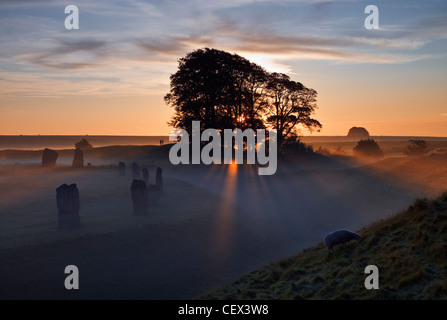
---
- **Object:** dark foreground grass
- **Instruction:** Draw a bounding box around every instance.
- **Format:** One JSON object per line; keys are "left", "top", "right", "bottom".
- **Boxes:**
{"left": 201, "top": 193, "right": 447, "bottom": 300}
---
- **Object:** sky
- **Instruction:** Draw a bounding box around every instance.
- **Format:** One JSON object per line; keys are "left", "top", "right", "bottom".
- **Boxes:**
{"left": 0, "top": 0, "right": 446, "bottom": 136}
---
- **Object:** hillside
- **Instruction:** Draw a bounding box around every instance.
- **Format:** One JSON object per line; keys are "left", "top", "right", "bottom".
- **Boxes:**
{"left": 370, "top": 154, "right": 447, "bottom": 196}
{"left": 201, "top": 193, "right": 447, "bottom": 299}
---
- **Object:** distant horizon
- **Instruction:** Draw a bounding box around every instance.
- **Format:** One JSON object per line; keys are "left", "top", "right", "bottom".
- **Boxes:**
{"left": 1, "top": 134, "right": 447, "bottom": 138}
{"left": 2, "top": 134, "right": 447, "bottom": 153}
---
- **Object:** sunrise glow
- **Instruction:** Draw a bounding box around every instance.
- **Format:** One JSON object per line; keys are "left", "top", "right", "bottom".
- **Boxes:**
{"left": 1, "top": 1, "right": 446, "bottom": 136}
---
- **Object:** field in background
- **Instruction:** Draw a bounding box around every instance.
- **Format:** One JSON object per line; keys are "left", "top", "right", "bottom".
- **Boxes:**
{"left": 300, "top": 136, "right": 447, "bottom": 156}
{"left": 0, "top": 135, "right": 170, "bottom": 150}
{"left": 1, "top": 135, "right": 447, "bottom": 157}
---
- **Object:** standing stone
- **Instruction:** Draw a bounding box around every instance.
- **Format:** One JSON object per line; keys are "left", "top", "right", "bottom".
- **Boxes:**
{"left": 56, "top": 183, "right": 81, "bottom": 229}
{"left": 119, "top": 162, "right": 126, "bottom": 175}
{"left": 72, "top": 148, "right": 84, "bottom": 168}
{"left": 156, "top": 167, "right": 163, "bottom": 192}
{"left": 42, "top": 148, "right": 58, "bottom": 167}
{"left": 148, "top": 184, "right": 161, "bottom": 205}
{"left": 131, "top": 179, "right": 148, "bottom": 215}
{"left": 142, "top": 168, "right": 149, "bottom": 185}
{"left": 132, "top": 162, "right": 141, "bottom": 179}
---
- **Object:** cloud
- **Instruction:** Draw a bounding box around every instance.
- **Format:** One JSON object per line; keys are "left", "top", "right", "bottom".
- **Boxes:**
{"left": 128, "top": 17, "right": 434, "bottom": 66}
{"left": 17, "top": 39, "right": 107, "bottom": 70}
{"left": 135, "top": 35, "right": 215, "bottom": 57}
{"left": 53, "top": 39, "right": 107, "bottom": 54}
{"left": 132, "top": 28, "right": 431, "bottom": 65}
{"left": 0, "top": 61, "right": 172, "bottom": 98}
{"left": 347, "top": 12, "right": 447, "bottom": 43}
{"left": 2, "top": 0, "right": 444, "bottom": 70}
{"left": 0, "top": 0, "right": 55, "bottom": 4}
{"left": 230, "top": 32, "right": 436, "bottom": 64}
{"left": 1, "top": 0, "right": 446, "bottom": 100}
{"left": 133, "top": 31, "right": 393, "bottom": 65}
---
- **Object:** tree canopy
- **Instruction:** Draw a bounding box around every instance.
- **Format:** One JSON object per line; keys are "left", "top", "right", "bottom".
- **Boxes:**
{"left": 164, "top": 48, "right": 321, "bottom": 148}
{"left": 403, "top": 139, "right": 429, "bottom": 157}
{"left": 353, "top": 139, "right": 383, "bottom": 158}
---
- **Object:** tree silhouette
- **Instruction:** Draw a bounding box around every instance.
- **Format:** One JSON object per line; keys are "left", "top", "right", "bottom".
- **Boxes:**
{"left": 265, "top": 72, "right": 321, "bottom": 147}
{"left": 403, "top": 139, "right": 428, "bottom": 157}
{"left": 164, "top": 48, "right": 266, "bottom": 133}
{"left": 165, "top": 48, "right": 321, "bottom": 148}
{"left": 353, "top": 139, "right": 383, "bottom": 158}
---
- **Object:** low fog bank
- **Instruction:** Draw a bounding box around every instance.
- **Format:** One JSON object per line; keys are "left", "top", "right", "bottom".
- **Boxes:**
{"left": 0, "top": 135, "right": 169, "bottom": 150}
{"left": 0, "top": 144, "right": 173, "bottom": 167}
{"left": 169, "top": 159, "right": 421, "bottom": 267}
{"left": 1, "top": 148, "right": 446, "bottom": 299}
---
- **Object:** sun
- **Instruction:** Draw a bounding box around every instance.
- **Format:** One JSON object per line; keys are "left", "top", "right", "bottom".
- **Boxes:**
{"left": 237, "top": 115, "right": 245, "bottom": 123}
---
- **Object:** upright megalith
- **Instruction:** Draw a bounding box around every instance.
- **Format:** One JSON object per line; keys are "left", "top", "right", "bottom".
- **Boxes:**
{"left": 148, "top": 184, "right": 161, "bottom": 205}
{"left": 42, "top": 148, "right": 58, "bottom": 167}
{"left": 119, "top": 162, "right": 126, "bottom": 175}
{"left": 56, "top": 183, "right": 81, "bottom": 229}
{"left": 130, "top": 179, "right": 148, "bottom": 215}
{"left": 156, "top": 167, "right": 163, "bottom": 192}
{"left": 143, "top": 168, "right": 161, "bottom": 204}
{"left": 142, "top": 168, "right": 149, "bottom": 185}
{"left": 72, "top": 148, "right": 84, "bottom": 168}
{"left": 132, "top": 162, "right": 141, "bottom": 179}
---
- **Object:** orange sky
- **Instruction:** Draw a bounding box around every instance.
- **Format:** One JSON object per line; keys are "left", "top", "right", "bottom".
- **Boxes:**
{"left": 2, "top": 66, "right": 445, "bottom": 136}
{"left": 1, "top": 0, "right": 446, "bottom": 137}
{"left": 2, "top": 90, "right": 446, "bottom": 137}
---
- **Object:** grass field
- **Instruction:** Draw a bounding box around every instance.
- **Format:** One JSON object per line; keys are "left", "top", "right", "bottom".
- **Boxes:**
{"left": 201, "top": 193, "right": 447, "bottom": 299}
{"left": 0, "top": 164, "right": 237, "bottom": 299}
{"left": 1, "top": 142, "right": 447, "bottom": 299}
{"left": 0, "top": 165, "right": 218, "bottom": 249}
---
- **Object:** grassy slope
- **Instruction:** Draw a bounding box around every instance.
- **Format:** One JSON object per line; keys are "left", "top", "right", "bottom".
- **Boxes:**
{"left": 201, "top": 193, "right": 447, "bottom": 300}
{"left": 370, "top": 154, "right": 447, "bottom": 196}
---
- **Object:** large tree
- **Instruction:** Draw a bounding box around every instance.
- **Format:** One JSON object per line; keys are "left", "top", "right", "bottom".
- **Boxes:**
{"left": 164, "top": 48, "right": 266, "bottom": 133}
{"left": 165, "top": 48, "right": 322, "bottom": 147}
{"left": 265, "top": 73, "right": 321, "bottom": 147}
{"left": 239, "top": 62, "right": 268, "bottom": 130}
